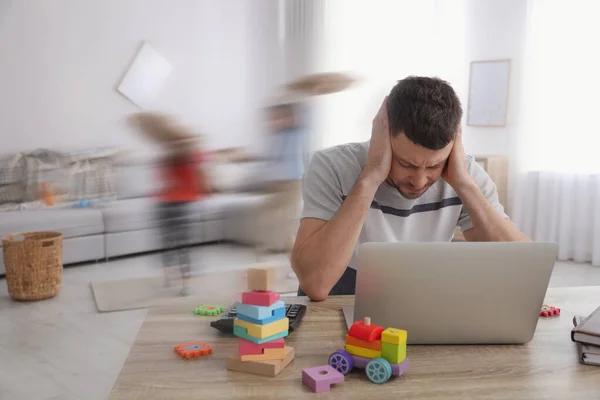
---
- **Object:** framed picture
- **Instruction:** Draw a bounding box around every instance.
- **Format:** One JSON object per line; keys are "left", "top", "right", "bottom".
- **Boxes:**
{"left": 117, "top": 42, "right": 173, "bottom": 109}
{"left": 467, "top": 59, "right": 511, "bottom": 127}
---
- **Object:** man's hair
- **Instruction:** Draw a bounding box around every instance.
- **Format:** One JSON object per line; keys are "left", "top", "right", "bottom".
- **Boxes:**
{"left": 387, "top": 76, "right": 462, "bottom": 150}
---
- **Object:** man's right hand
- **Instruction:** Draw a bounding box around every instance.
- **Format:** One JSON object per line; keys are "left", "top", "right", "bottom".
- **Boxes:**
{"left": 361, "top": 96, "right": 392, "bottom": 186}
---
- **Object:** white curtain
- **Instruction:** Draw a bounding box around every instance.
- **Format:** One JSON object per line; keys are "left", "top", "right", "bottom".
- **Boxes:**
{"left": 512, "top": 0, "right": 600, "bottom": 265}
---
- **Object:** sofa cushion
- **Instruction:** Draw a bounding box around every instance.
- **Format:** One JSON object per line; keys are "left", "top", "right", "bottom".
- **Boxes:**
{"left": 102, "top": 194, "right": 247, "bottom": 233}
{"left": 0, "top": 209, "right": 104, "bottom": 243}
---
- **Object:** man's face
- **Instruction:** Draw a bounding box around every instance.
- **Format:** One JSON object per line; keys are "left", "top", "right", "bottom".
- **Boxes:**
{"left": 387, "top": 133, "right": 453, "bottom": 199}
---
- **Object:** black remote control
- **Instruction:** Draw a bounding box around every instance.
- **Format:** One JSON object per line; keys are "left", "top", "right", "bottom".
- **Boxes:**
{"left": 210, "top": 303, "right": 307, "bottom": 334}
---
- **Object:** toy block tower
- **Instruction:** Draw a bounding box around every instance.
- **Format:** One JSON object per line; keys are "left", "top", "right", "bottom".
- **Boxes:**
{"left": 345, "top": 317, "right": 385, "bottom": 358}
{"left": 226, "top": 266, "right": 294, "bottom": 377}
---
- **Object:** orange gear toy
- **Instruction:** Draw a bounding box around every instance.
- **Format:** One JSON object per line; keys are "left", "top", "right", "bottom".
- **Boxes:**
{"left": 174, "top": 341, "right": 213, "bottom": 359}
{"left": 540, "top": 305, "right": 560, "bottom": 317}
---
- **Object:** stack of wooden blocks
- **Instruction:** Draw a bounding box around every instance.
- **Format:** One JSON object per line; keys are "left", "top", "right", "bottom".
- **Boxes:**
{"left": 226, "top": 267, "right": 295, "bottom": 377}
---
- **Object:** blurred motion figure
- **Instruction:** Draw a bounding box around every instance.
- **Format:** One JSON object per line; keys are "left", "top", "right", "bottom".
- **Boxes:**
{"left": 128, "top": 112, "right": 211, "bottom": 296}
{"left": 256, "top": 72, "right": 357, "bottom": 262}
{"left": 257, "top": 100, "right": 307, "bottom": 259}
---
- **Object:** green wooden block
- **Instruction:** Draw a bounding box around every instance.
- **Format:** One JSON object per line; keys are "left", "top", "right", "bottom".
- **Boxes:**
{"left": 381, "top": 341, "right": 407, "bottom": 364}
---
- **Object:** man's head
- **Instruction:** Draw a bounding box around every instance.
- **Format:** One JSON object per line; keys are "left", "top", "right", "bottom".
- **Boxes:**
{"left": 385, "top": 76, "right": 463, "bottom": 199}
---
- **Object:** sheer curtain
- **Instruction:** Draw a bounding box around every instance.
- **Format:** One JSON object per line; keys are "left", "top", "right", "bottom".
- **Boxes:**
{"left": 311, "top": 0, "right": 467, "bottom": 151}
{"left": 512, "top": 0, "right": 600, "bottom": 265}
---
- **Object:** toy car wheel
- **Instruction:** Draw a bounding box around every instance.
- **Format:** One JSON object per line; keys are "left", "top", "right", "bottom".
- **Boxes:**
{"left": 366, "top": 357, "right": 392, "bottom": 384}
{"left": 328, "top": 349, "right": 354, "bottom": 375}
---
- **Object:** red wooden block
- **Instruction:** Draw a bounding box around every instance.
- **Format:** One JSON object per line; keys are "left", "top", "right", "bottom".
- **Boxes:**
{"left": 241, "top": 290, "right": 280, "bottom": 307}
{"left": 348, "top": 318, "right": 384, "bottom": 342}
{"left": 239, "top": 337, "right": 286, "bottom": 356}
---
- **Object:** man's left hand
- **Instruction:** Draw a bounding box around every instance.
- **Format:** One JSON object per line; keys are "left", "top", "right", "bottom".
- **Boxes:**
{"left": 442, "top": 127, "right": 473, "bottom": 190}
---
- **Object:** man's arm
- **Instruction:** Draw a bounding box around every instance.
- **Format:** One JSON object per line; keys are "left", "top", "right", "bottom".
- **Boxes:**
{"left": 457, "top": 182, "right": 530, "bottom": 242}
{"left": 291, "top": 97, "right": 393, "bottom": 301}
{"left": 292, "top": 174, "right": 379, "bottom": 301}
{"left": 444, "top": 129, "right": 530, "bottom": 242}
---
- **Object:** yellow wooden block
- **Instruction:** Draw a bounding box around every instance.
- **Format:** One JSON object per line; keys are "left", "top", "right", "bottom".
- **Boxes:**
{"left": 381, "top": 327, "right": 407, "bottom": 345}
{"left": 345, "top": 344, "right": 381, "bottom": 359}
{"left": 234, "top": 317, "right": 289, "bottom": 339}
{"left": 240, "top": 347, "right": 288, "bottom": 361}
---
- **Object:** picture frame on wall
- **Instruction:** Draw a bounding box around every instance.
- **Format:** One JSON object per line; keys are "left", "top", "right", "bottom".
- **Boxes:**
{"left": 467, "top": 59, "right": 511, "bottom": 127}
{"left": 117, "top": 42, "right": 173, "bottom": 109}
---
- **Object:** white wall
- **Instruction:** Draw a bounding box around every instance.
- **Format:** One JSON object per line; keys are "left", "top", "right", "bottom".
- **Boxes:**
{"left": 461, "top": 0, "right": 528, "bottom": 213}
{"left": 0, "top": 0, "right": 278, "bottom": 155}
{"left": 462, "top": 0, "right": 528, "bottom": 158}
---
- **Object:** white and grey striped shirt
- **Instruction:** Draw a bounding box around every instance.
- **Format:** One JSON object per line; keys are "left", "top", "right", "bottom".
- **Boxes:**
{"left": 300, "top": 141, "right": 507, "bottom": 270}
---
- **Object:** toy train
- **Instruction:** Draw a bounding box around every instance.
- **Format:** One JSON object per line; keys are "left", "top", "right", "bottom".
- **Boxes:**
{"left": 328, "top": 317, "right": 409, "bottom": 384}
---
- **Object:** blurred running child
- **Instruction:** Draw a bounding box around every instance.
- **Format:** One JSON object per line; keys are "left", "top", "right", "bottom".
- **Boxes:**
{"left": 128, "top": 112, "right": 211, "bottom": 296}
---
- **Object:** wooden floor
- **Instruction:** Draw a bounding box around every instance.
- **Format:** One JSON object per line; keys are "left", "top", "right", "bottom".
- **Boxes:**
{"left": 0, "top": 243, "right": 598, "bottom": 400}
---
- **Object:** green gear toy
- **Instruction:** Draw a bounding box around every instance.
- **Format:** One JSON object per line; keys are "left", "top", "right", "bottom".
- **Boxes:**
{"left": 194, "top": 304, "right": 225, "bottom": 316}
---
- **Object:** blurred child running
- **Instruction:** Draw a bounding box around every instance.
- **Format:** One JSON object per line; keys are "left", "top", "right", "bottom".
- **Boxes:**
{"left": 128, "top": 112, "right": 211, "bottom": 296}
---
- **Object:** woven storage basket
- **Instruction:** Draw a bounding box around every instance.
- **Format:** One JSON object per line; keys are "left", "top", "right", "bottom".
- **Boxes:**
{"left": 3, "top": 231, "right": 63, "bottom": 301}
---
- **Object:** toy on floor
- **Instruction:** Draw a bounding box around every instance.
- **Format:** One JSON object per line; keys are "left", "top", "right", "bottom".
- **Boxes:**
{"left": 302, "top": 365, "right": 344, "bottom": 393}
{"left": 226, "top": 265, "right": 294, "bottom": 377}
{"left": 540, "top": 304, "right": 561, "bottom": 317}
{"left": 41, "top": 182, "right": 56, "bottom": 206}
{"left": 194, "top": 304, "right": 225, "bottom": 316}
{"left": 328, "top": 316, "right": 409, "bottom": 384}
{"left": 174, "top": 341, "right": 212, "bottom": 359}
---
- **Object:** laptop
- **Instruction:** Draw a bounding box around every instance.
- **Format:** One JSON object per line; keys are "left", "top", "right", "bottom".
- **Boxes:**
{"left": 342, "top": 241, "right": 559, "bottom": 344}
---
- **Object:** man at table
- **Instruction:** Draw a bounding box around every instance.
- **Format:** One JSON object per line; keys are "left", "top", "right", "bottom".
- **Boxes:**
{"left": 290, "top": 76, "right": 530, "bottom": 301}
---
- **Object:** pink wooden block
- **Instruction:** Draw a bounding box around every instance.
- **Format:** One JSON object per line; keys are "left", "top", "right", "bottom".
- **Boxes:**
{"left": 238, "top": 337, "right": 285, "bottom": 356}
{"left": 241, "top": 290, "right": 280, "bottom": 307}
{"left": 302, "top": 365, "right": 344, "bottom": 393}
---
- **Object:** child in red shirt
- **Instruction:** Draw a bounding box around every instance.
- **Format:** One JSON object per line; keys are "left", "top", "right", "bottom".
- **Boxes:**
{"left": 129, "top": 113, "right": 210, "bottom": 296}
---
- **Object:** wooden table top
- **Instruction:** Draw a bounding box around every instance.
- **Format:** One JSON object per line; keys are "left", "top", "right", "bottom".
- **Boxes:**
{"left": 110, "top": 281, "right": 600, "bottom": 400}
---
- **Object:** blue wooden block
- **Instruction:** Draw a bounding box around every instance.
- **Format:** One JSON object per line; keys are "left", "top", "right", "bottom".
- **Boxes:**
{"left": 236, "top": 300, "right": 285, "bottom": 320}
{"left": 237, "top": 306, "right": 286, "bottom": 325}
{"left": 233, "top": 325, "right": 289, "bottom": 344}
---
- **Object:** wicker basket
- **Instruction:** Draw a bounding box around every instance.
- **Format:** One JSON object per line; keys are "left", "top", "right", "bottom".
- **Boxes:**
{"left": 3, "top": 231, "right": 63, "bottom": 301}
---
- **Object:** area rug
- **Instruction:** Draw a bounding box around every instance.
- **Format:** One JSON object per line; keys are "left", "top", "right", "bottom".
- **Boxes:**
{"left": 90, "top": 266, "right": 299, "bottom": 312}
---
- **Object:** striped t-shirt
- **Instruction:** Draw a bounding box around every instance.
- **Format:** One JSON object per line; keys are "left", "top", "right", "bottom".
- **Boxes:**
{"left": 300, "top": 141, "right": 507, "bottom": 270}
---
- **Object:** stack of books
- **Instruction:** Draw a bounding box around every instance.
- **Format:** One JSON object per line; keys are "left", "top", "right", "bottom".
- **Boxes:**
{"left": 572, "top": 305, "right": 600, "bottom": 366}
{"left": 226, "top": 266, "right": 294, "bottom": 377}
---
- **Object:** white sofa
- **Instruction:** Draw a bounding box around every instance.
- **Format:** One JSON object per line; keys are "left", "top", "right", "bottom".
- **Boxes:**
{"left": 0, "top": 152, "right": 286, "bottom": 275}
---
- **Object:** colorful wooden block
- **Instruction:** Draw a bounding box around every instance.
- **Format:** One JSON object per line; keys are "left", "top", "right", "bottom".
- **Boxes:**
{"left": 540, "top": 304, "right": 561, "bottom": 317}
{"left": 227, "top": 346, "right": 294, "bottom": 377}
{"left": 381, "top": 341, "right": 407, "bottom": 364}
{"left": 348, "top": 317, "right": 384, "bottom": 342}
{"left": 302, "top": 365, "right": 344, "bottom": 393}
{"left": 242, "top": 290, "right": 280, "bottom": 307}
{"left": 237, "top": 306, "right": 286, "bottom": 325}
{"left": 174, "top": 341, "right": 212, "bottom": 359}
{"left": 236, "top": 300, "right": 285, "bottom": 320}
{"left": 240, "top": 347, "right": 288, "bottom": 361}
{"left": 381, "top": 327, "right": 407, "bottom": 345}
{"left": 234, "top": 317, "right": 289, "bottom": 339}
{"left": 239, "top": 337, "right": 285, "bottom": 356}
{"left": 247, "top": 267, "right": 275, "bottom": 291}
{"left": 233, "top": 325, "right": 289, "bottom": 344}
{"left": 345, "top": 344, "right": 381, "bottom": 359}
{"left": 345, "top": 334, "right": 381, "bottom": 351}
{"left": 391, "top": 357, "right": 410, "bottom": 377}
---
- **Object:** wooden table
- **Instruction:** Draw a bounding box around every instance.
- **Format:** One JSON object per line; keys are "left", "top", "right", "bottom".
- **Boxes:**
{"left": 110, "top": 280, "right": 600, "bottom": 399}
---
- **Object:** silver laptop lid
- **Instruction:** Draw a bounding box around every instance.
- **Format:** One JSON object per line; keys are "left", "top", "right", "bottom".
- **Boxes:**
{"left": 352, "top": 242, "right": 558, "bottom": 344}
